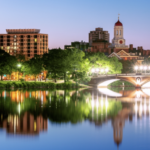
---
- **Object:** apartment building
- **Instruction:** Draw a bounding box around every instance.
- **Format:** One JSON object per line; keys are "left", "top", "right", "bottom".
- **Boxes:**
{"left": 0, "top": 29, "right": 48, "bottom": 59}
{"left": 89, "top": 28, "right": 109, "bottom": 46}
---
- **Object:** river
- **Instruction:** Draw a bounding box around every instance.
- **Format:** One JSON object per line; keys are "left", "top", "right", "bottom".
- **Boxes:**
{"left": 0, "top": 87, "right": 150, "bottom": 150}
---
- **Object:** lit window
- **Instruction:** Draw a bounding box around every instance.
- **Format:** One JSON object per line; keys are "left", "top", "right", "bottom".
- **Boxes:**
{"left": 1, "top": 46, "right": 3, "bottom": 49}
{"left": 34, "top": 121, "right": 37, "bottom": 131}
{"left": 14, "top": 47, "right": 17, "bottom": 49}
{"left": 35, "top": 39, "right": 37, "bottom": 42}
{"left": 7, "top": 46, "right": 10, "bottom": 50}
{"left": 14, "top": 43, "right": 16, "bottom": 46}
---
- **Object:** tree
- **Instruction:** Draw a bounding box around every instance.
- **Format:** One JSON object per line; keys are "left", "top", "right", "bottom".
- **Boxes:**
{"left": 0, "top": 50, "right": 18, "bottom": 80}
{"left": 85, "top": 52, "right": 122, "bottom": 74}
{"left": 25, "top": 55, "right": 43, "bottom": 81}
{"left": 120, "top": 59, "right": 137, "bottom": 73}
{"left": 43, "top": 48, "right": 88, "bottom": 83}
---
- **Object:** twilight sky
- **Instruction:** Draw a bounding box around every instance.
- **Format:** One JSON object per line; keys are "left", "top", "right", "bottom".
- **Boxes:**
{"left": 0, "top": 0, "right": 150, "bottom": 50}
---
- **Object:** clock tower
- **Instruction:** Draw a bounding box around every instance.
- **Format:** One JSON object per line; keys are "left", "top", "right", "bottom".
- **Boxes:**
{"left": 109, "top": 16, "right": 128, "bottom": 49}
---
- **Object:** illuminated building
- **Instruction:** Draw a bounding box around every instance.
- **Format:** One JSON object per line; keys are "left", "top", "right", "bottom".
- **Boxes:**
{"left": 0, "top": 29, "right": 48, "bottom": 59}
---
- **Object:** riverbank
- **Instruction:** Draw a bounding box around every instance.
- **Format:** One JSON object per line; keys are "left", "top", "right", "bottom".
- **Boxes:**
{"left": 108, "top": 80, "right": 134, "bottom": 87}
{"left": 0, "top": 81, "right": 88, "bottom": 90}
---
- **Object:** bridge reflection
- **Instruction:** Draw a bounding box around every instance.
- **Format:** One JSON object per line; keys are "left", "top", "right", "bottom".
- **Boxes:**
{"left": 0, "top": 88, "right": 150, "bottom": 147}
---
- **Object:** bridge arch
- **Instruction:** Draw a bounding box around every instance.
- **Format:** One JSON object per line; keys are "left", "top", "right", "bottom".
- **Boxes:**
{"left": 98, "top": 78, "right": 135, "bottom": 88}
{"left": 141, "top": 81, "right": 150, "bottom": 88}
{"left": 98, "top": 88, "right": 122, "bottom": 97}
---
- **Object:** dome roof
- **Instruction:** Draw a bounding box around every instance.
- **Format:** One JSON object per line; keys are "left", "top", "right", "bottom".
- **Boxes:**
{"left": 115, "top": 20, "right": 123, "bottom": 26}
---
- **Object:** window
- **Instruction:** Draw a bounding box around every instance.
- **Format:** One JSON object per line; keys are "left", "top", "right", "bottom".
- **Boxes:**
{"left": 34, "top": 38, "right": 37, "bottom": 42}
{"left": 120, "top": 30, "right": 121, "bottom": 35}
{"left": 116, "top": 30, "right": 118, "bottom": 35}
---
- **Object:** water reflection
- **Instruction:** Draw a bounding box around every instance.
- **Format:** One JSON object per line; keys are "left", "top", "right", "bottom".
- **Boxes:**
{"left": 0, "top": 87, "right": 150, "bottom": 148}
{"left": 0, "top": 113, "right": 47, "bottom": 135}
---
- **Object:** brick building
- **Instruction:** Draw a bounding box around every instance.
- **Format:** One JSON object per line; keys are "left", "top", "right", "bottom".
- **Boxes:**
{"left": 64, "top": 41, "right": 89, "bottom": 51}
{"left": 0, "top": 29, "right": 48, "bottom": 59}
{"left": 89, "top": 28, "right": 109, "bottom": 46}
{"left": 88, "top": 17, "right": 150, "bottom": 60}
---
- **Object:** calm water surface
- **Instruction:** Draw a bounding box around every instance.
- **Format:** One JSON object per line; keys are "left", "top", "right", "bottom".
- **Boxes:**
{"left": 0, "top": 87, "right": 150, "bottom": 150}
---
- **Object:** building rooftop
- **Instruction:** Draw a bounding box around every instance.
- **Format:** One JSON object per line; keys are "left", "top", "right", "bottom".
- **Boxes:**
{"left": 6, "top": 29, "right": 40, "bottom": 34}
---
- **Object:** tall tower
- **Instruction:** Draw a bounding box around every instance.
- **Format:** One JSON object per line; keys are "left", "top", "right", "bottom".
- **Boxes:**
{"left": 109, "top": 15, "right": 128, "bottom": 48}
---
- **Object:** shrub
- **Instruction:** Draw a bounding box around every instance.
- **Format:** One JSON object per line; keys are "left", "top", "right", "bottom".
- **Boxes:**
{"left": 0, "top": 84, "right": 5, "bottom": 89}
{"left": 19, "top": 78, "right": 25, "bottom": 82}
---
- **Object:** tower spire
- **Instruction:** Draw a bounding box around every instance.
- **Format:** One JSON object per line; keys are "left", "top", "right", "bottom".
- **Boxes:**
{"left": 118, "top": 14, "right": 120, "bottom": 20}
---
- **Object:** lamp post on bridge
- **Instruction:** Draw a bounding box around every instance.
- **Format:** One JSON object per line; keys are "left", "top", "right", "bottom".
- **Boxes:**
{"left": 134, "top": 66, "right": 138, "bottom": 73}
{"left": 91, "top": 68, "right": 109, "bottom": 76}
{"left": 134, "top": 65, "right": 150, "bottom": 75}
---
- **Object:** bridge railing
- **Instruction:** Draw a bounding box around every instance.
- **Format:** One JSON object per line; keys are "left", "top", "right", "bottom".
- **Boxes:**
{"left": 90, "top": 73, "right": 150, "bottom": 78}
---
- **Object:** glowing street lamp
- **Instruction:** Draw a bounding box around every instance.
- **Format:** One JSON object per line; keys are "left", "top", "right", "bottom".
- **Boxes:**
{"left": 96, "top": 68, "right": 99, "bottom": 72}
{"left": 105, "top": 68, "right": 109, "bottom": 73}
{"left": 140, "top": 66, "right": 143, "bottom": 73}
{"left": 101, "top": 69, "right": 104, "bottom": 73}
{"left": 144, "top": 66, "right": 147, "bottom": 74}
{"left": 134, "top": 66, "right": 138, "bottom": 73}
{"left": 17, "top": 64, "right": 21, "bottom": 81}
{"left": 140, "top": 66, "right": 143, "bottom": 70}
{"left": 17, "top": 64, "right": 21, "bottom": 68}
{"left": 91, "top": 68, "right": 95, "bottom": 73}
{"left": 105, "top": 68, "right": 109, "bottom": 76}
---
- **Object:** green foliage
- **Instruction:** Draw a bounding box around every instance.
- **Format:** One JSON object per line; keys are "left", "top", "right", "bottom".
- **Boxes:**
{"left": 24, "top": 55, "right": 43, "bottom": 81}
{"left": 0, "top": 49, "right": 18, "bottom": 80}
{"left": 120, "top": 59, "right": 136, "bottom": 73}
{"left": 0, "top": 81, "right": 79, "bottom": 90}
{"left": 43, "top": 49, "right": 91, "bottom": 83}
{"left": 85, "top": 52, "right": 122, "bottom": 74}
{"left": 108, "top": 80, "right": 134, "bottom": 87}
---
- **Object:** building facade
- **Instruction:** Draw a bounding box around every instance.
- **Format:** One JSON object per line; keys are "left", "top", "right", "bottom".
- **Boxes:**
{"left": 64, "top": 41, "right": 89, "bottom": 51}
{"left": 0, "top": 29, "right": 48, "bottom": 59}
{"left": 109, "top": 18, "right": 128, "bottom": 49}
{"left": 88, "top": 39, "right": 111, "bottom": 54}
{"left": 89, "top": 28, "right": 109, "bottom": 46}
{"left": 88, "top": 17, "right": 150, "bottom": 61}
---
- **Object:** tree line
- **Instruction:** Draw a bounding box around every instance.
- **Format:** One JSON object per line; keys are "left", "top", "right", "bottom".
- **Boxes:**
{"left": 0, "top": 49, "right": 123, "bottom": 83}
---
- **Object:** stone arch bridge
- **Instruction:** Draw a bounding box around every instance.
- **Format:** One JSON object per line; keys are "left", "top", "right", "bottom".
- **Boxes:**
{"left": 88, "top": 73, "right": 150, "bottom": 88}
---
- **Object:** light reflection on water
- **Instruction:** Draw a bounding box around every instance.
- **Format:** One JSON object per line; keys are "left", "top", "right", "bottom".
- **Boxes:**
{"left": 0, "top": 88, "right": 150, "bottom": 149}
